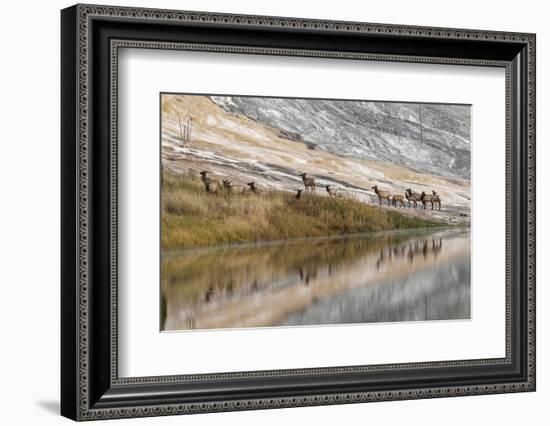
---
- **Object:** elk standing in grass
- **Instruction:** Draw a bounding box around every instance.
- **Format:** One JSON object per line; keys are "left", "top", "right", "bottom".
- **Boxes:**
{"left": 420, "top": 191, "right": 435, "bottom": 210}
{"left": 200, "top": 170, "right": 215, "bottom": 184}
{"left": 200, "top": 170, "right": 220, "bottom": 194}
{"left": 432, "top": 190, "right": 442, "bottom": 210}
{"left": 295, "top": 189, "right": 304, "bottom": 200}
{"left": 392, "top": 194, "right": 405, "bottom": 208}
{"left": 222, "top": 179, "right": 248, "bottom": 195}
{"left": 325, "top": 184, "right": 338, "bottom": 197}
{"left": 247, "top": 181, "right": 261, "bottom": 194}
{"left": 300, "top": 173, "right": 316, "bottom": 194}
{"left": 372, "top": 185, "right": 392, "bottom": 206}
{"left": 405, "top": 188, "right": 422, "bottom": 208}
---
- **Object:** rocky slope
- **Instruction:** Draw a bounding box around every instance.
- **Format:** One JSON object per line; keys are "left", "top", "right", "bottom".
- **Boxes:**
{"left": 161, "top": 94, "right": 471, "bottom": 225}
{"left": 212, "top": 96, "right": 471, "bottom": 180}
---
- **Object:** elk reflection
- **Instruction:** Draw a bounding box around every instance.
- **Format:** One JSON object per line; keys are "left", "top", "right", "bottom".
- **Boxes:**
{"left": 162, "top": 229, "right": 468, "bottom": 330}
{"left": 191, "top": 236, "right": 446, "bottom": 306}
{"left": 298, "top": 266, "right": 318, "bottom": 286}
{"left": 376, "top": 237, "right": 444, "bottom": 270}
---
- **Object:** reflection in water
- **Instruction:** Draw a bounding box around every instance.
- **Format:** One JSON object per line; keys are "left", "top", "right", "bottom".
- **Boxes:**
{"left": 282, "top": 258, "right": 470, "bottom": 325}
{"left": 162, "top": 228, "right": 470, "bottom": 331}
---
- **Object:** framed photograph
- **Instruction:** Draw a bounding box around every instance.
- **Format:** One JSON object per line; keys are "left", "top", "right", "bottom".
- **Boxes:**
{"left": 61, "top": 4, "right": 536, "bottom": 421}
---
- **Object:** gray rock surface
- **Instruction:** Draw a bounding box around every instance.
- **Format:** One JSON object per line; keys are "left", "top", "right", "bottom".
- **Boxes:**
{"left": 212, "top": 96, "right": 471, "bottom": 180}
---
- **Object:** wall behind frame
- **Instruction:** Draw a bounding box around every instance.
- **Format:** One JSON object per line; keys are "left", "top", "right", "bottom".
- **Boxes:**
{"left": 0, "top": 0, "right": 546, "bottom": 425}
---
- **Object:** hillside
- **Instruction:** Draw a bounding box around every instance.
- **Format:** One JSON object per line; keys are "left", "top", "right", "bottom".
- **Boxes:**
{"left": 212, "top": 96, "right": 471, "bottom": 179}
{"left": 161, "top": 94, "right": 471, "bottom": 226}
{"left": 162, "top": 171, "right": 438, "bottom": 249}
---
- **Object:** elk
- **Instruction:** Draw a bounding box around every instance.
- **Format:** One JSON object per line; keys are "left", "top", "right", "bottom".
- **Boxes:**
{"left": 392, "top": 194, "right": 405, "bottom": 208}
{"left": 203, "top": 181, "right": 219, "bottom": 194}
{"left": 247, "top": 181, "right": 261, "bottom": 194}
{"left": 432, "top": 190, "right": 442, "bottom": 210}
{"left": 295, "top": 189, "right": 304, "bottom": 200}
{"left": 300, "top": 173, "right": 316, "bottom": 194}
{"left": 200, "top": 170, "right": 219, "bottom": 185}
{"left": 404, "top": 191, "right": 414, "bottom": 208}
{"left": 420, "top": 191, "right": 435, "bottom": 210}
{"left": 199, "top": 170, "right": 220, "bottom": 194}
{"left": 325, "top": 184, "right": 338, "bottom": 197}
{"left": 405, "top": 188, "right": 422, "bottom": 208}
{"left": 222, "top": 179, "right": 247, "bottom": 195}
{"left": 372, "top": 185, "right": 391, "bottom": 206}
{"left": 199, "top": 170, "right": 211, "bottom": 181}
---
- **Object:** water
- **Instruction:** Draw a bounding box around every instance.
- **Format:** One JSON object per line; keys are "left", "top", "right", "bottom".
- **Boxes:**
{"left": 162, "top": 228, "right": 470, "bottom": 331}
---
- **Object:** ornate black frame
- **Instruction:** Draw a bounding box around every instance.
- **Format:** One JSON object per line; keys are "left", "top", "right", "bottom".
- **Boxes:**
{"left": 61, "top": 3, "right": 536, "bottom": 421}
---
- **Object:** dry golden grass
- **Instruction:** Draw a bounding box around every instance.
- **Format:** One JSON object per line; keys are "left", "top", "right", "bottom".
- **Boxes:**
{"left": 161, "top": 171, "right": 440, "bottom": 249}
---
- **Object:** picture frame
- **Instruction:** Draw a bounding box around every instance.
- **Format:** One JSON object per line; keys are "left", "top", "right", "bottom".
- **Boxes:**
{"left": 61, "top": 3, "right": 536, "bottom": 421}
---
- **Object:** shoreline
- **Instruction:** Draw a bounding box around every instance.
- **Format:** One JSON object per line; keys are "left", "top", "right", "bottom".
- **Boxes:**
{"left": 163, "top": 225, "right": 467, "bottom": 257}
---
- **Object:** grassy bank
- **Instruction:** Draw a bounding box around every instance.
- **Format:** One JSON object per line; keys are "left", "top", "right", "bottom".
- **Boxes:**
{"left": 162, "top": 171, "right": 439, "bottom": 249}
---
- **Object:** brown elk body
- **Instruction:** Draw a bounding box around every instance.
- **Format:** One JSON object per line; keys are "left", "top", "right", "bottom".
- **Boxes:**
{"left": 247, "top": 182, "right": 261, "bottom": 194}
{"left": 222, "top": 180, "right": 247, "bottom": 195}
{"left": 405, "top": 188, "right": 422, "bottom": 208}
{"left": 203, "top": 181, "right": 219, "bottom": 194}
{"left": 392, "top": 194, "right": 405, "bottom": 208}
{"left": 372, "top": 185, "right": 391, "bottom": 206}
{"left": 404, "top": 191, "right": 414, "bottom": 208}
{"left": 325, "top": 185, "right": 338, "bottom": 197}
{"left": 432, "top": 190, "right": 442, "bottom": 210}
{"left": 420, "top": 191, "right": 435, "bottom": 210}
{"left": 300, "top": 173, "right": 316, "bottom": 194}
{"left": 200, "top": 170, "right": 220, "bottom": 194}
{"left": 295, "top": 189, "right": 304, "bottom": 199}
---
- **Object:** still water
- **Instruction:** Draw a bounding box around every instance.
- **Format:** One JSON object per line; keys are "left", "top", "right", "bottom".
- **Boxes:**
{"left": 162, "top": 228, "right": 470, "bottom": 331}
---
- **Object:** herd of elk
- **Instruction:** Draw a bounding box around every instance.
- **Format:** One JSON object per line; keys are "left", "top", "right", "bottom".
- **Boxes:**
{"left": 200, "top": 171, "right": 322, "bottom": 198}
{"left": 199, "top": 170, "right": 442, "bottom": 212}
{"left": 373, "top": 186, "right": 443, "bottom": 210}
{"left": 371, "top": 184, "right": 442, "bottom": 210}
